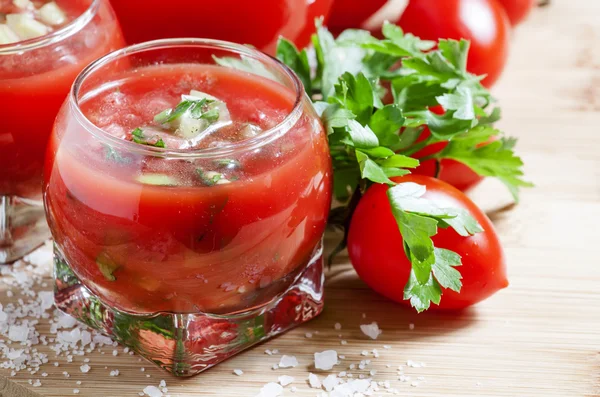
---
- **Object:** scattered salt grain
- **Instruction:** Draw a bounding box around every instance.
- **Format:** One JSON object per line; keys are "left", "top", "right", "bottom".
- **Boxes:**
{"left": 409, "top": 323, "right": 415, "bottom": 330}
{"left": 112, "top": 349, "right": 118, "bottom": 356}
{"left": 265, "top": 349, "right": 273, "bottom": 355}
{"left": 305, "top": 332, "right": 313, "bottom": 338}
{"left": 272, "top": 364, "right": 279, "bottom": 370}
{"left": 383, "top": 345, "right": 391, "bottom": 349}
{"left": 290, "top": 386, "right": 298, "bottom": 392}
{"left": 340, "top": 340, "right": 347, "bottom": 345}
{"left": 110, "top": 369, "right": 120, "bottom": 376}
{"left": 76, "top": 381, "right": 82, "bottom": 385}
{"left": 278, "top": 375, "right": 294, "bottom": 386}
{"left": 73, "top": 389, "right": 80, "bottom": 394}
{"left": 279, "top": 355, "right": 298, "bottom": 368}
{"left": 159, "top": 380, "right": 166, "bottom": 388}
{"left": 307, "top": 373, "right": 321, "bottom": 388}
{"left": 361, "top": 350, "right": 369, "bottom": 356}
{"left": 258, "top": 382, "right": 283, "bottom": 397}
{"left": 143, "top": 385, "right": 163, "bottom": 397}
{"left": 79, "top": 364, "right": 90, "bottom": 373}
{"left": 8, "top": 324, "right": 29, "bottom": 342}
{"left": 411, "top": 381, "right": 419, "bottom": 387}
{"left": 32, "top": 379, "right": 41, "bottom": 387}
{"left": 334, "top": 322, "right": 342, "bottom": 330}
{"left": 322, "top": 374, "right": 340, "bottom": 391}
{"left": 233, "top": 369, "right": 244, "bottom": 376}
{"left": 314, "top": 350, "right": 338, "bottom": 370}
{"left": 360, "top": 322, "right": 382, "bottom": 340}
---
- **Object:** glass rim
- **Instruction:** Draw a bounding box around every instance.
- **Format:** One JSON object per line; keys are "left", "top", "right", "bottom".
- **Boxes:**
{"left": 69, "top": 38, "right": 305, "bottom": 159}
{"left": 0, "top": 0, "right": 101, "bottom": 54}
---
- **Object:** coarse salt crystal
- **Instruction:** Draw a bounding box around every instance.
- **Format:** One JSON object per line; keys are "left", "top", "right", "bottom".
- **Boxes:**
{"left": 305, "top": 332, "right": 313, "bottom": 338}
{"left": 258, "top": 382, "right": 283, "bottom": 397}
{"left": 322, "top": 374, "right": 340, "bottom": 391}
{"left": 314, "top": 350, "right": 338, "bottom": 370}
{"left": 112, "top": 349, "right": 118, "bottom": 356}
{"left": 334, "top": 322, "right": 342, "bottom": 330}
{"left": 278, "top": 375, "right": 294, "bottom": 386}
{"left": 360, "top": 322, "right": 382, "bottom": 340}
{"left": 159, "top": 380, "right": 166, "bottom": 388}
{"left": 233, "top": 369, "right": 244, "bottom": 376}
{"left": 278, "top": 355, "right": 298, "bottom": 368}
{"left": 110, "top": 369, "right": 120, "bottom": 376}
{"left": 143, "top": 385, "right": 163, "bottom": 397}
{"left": 307, "top": 373, "right": 321, "bottom": 388}
{"left": 340, "top": 340, "right": 347, "bottom": 345}
{"left": 8, "top": 324, "right": 29, "bottom": 342}
{"left": 32, "top": 380, "right": 41, "bottom": 387}
{"left": 79, "top": 364, "right": 90, "bottom": 373}
{"left": 73, "top": 389, "right": 80, "bottom": 394}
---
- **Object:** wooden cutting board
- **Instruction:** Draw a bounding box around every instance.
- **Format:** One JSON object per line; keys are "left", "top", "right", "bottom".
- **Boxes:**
{"left": 1, "top": 0, "right": 600, "bottom": 396}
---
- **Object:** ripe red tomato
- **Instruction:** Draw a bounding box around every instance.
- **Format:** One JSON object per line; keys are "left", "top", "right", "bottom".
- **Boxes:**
{"left": 347, "top": 175, "right": 508, "bottom": 310}
{"left": 109, "top": 0, "right": 334, "bottom": 55}
{"left": 397, "top": 0, "right": 511, "bottom": 87}
{"left": 410, "top": 106, "right": 484, "bottom": 191}
{"left": 412, "top": 141, "right": 484, "bottom": 192}
{"left": 328, "top": 0, "right": 387, "bottom": 33}
{"left": 496, "top": 0, "right": 535, "bottom": 25}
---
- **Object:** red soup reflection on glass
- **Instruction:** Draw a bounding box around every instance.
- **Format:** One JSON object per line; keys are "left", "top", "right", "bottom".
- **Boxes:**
{"left": 44, "top": 40, "right": 332, "bottom": 315}
{"left": 0, "top": 0, "right": 124, "bottom": 263}
{"left": 109, "top": 0, "right": 334, "bottom": 54}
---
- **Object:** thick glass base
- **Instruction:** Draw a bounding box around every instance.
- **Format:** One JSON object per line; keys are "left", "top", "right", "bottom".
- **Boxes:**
{"left": 0, "top": 195, "right": 50, "bottom": 264}
{"left": 53, "top": 243, "right": 324, "bottom": 376}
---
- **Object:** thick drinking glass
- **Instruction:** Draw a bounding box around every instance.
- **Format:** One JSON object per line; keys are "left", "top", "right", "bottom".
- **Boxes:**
{"left": 44, "top": 39, "right": 332, "bottom": 375}
{"left": 109, "top": 0, "right": 334, "bottom": 54}
{"left": 0, "top": 0, "right": 124, "bottom": 263}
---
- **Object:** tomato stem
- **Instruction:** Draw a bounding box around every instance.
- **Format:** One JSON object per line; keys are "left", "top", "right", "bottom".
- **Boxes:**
{"left": 538, "top": 0, "right": 550, "bottom": 6}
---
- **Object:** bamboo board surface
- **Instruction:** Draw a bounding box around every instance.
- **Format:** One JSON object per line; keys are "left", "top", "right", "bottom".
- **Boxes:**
{"left": 1, "top": 0, "right": 600, "bottom": 396}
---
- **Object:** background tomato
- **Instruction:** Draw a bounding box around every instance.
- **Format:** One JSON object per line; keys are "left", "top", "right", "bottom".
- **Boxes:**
{"left": 328, "top": 0, "right": 387, "bottom": 33}
{"left": 110, "top": 0, "right": 334, "bottom": 55}
{"left": 397, "top": 0, "right": 511, "bottom": 87}
{"left": 410, "top": 106, "right": 484, "bottom": 191}
{"left": 347, "top": 175, "right": 508, "bottom": 310}
{"left": 496, "top": 0, "right": 535, "bottom": 25}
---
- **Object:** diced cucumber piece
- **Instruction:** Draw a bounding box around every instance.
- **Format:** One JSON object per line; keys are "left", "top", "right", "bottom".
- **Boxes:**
{"left": 6, "top": 13, "right": 48, "bottom": 40}
{"left": 39, "top": 2, "right": 66, "bottom": 26}
{"left": 137, "top": 174, "right": 178, "bottom": 186}
{"left": 13, "top": 0, "right": 33, "bottom": 10}
{"left": 0, "top": 24, "right": 20, "bottom": 45}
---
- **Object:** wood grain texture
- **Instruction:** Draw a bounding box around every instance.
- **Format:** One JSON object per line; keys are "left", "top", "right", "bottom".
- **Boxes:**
{"left": 1, "top": 0, "right": 600, "bottom": 395}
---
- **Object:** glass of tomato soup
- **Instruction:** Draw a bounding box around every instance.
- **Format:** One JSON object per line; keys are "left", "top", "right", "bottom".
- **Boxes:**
{"left": 0, "top": 0, "right": 124, "bottom": 263}
{"left": 109, "top": 0, "right": 334, "bottom": 55}
{"left": 44, "top": 39, "right": 332, "bottom": 375}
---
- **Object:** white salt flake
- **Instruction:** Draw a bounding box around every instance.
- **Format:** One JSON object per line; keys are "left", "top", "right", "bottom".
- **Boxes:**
{"left": 307, "top": 373, "right": 321, "bottom": 389}
{"left": 279, "top": 355, "right": 298, "bottom": 368}
{"left": 258, "top": 382, "right": 283, "bottom": 397}
{"left": 8, "top": 324, "right": 29, "bottom": 342}
{"left": 360, "top": 322, "right": 382, "bottom": 340}
{"left": 322, "top": 374, "right": 340, "bottom": 391}
{"left": 278, "top": 375, "right": 294, "bottom": 386}
{"left": 233, "top": 369, "right": 244, "bottom": 376}
{"left": 79, "top": 364, "right": 90, "bottom": 373}
{"left": 143, "top": 385, "right": 163, "bottom": 397}
{"left": 314, "top": 350, "right": 338, "bottom": 370}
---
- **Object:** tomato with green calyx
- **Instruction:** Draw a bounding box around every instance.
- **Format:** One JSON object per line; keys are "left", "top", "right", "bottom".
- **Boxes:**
{"left": 347, "top": 175, "right": 508, "bottom": 310}
{"left": 496, "top": 0, "right": 535, "bottom": 25}
{"left": 397, "top": 0, "right": 511, "bottom": 87}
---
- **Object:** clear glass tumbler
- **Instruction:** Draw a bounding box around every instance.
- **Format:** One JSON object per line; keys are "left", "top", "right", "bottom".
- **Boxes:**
{"left": 0, "top": 0, "right": 124, "bottom": 263}
{"left": 44, "top": 39, "right": 332, "bottom": 375}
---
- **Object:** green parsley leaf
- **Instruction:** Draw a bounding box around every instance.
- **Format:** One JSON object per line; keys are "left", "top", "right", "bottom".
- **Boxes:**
{"left": 130, "top": 128, "right": 165, "bottom": 148}
{"left": 346, "top": 120, "right": 379, "bottom": 148}
{"left": 436, "top": 126, "right": 533, "bottom": 201}
{"left": 431, "top": 248, "right": 462, "bottom": 292}
{"left": 276, "top": 38, "right": 312, "bottom": 93}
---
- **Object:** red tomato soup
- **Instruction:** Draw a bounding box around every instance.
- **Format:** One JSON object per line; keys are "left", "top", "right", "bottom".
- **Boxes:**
{"left": 44, "top": 47, "right": 332, "bottom": 315}
{"left": 109, "top": 0, "right": 334, "bottom": 54}
{"left": 0, "top": 0, "right": 124, "bottom": 199}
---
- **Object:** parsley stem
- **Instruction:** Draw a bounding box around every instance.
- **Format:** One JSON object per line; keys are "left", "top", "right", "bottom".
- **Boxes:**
{"left": 400, "top": 136, "right": 437, "bottom": 157}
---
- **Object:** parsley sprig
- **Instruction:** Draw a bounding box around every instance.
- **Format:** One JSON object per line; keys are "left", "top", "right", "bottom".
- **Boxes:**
{"left": 277, "top": 21, "right": 531, "bottom": 312}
